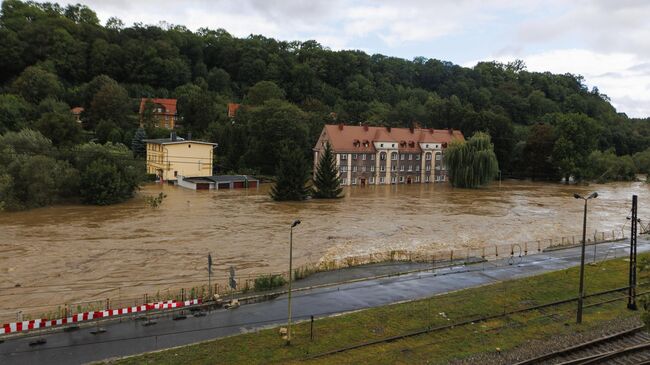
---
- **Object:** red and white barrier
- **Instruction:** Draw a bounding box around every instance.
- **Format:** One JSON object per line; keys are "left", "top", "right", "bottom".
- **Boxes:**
{"left": 0, "top": 299, "right": 200, "bottom": 335}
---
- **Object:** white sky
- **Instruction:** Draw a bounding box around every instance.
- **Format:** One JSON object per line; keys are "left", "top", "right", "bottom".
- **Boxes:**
{"left": 42, "top": 0, "right": 650, "bottom": 118}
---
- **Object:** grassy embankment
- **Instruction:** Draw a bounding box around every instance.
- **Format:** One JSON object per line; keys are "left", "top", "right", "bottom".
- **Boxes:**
{"left": 111, "top": 254, "right": 648, "bottom": 365}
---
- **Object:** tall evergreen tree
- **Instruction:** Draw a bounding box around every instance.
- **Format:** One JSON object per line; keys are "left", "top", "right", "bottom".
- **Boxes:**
{"left": 131, "top": 127, "right": 147, "bottom": 158}
{"left": 313, "top": 142, "right": 343, "bottom": 199}
{"left": 270, "top": 147, "right": 311, "bottom": 201}
{"left": 444, "top": 132, "right": 499, "bottom": 188}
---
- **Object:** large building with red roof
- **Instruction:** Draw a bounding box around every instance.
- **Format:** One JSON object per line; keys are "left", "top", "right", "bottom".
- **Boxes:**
{"left": 139, "top": 98, "right": 178, "bottom": 129}
{"left": 313, "top": 124, "right": 464, "bottom": 185}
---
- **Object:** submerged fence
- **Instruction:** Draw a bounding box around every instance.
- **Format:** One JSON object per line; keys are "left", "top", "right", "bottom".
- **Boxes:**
{"left": 0, "top": 229, "right": 630, "bottom": 325}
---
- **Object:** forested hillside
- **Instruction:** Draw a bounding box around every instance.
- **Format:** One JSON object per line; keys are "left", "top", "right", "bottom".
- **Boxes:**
{"left": 1, "top": 0, "right": 649, "bottom": 192}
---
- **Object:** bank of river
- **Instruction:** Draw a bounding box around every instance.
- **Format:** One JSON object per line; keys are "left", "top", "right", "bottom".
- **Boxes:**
{"left": 0, "top": 180, "right": 648, "bottom": 319}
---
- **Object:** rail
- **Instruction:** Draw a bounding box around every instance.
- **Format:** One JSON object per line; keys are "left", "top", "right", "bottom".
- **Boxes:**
{"left": 304, "top": 284, "right": 650, "bottom": 360}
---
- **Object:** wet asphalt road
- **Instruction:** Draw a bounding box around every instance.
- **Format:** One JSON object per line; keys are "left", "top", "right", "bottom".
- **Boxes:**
{"left": 1, "top": 239, "right": 647, "bottom": 365}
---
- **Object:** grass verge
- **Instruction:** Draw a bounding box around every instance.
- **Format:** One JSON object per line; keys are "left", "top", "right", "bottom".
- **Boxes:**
{"left": 109, "top": 254, "right": 648, "bottom": 365}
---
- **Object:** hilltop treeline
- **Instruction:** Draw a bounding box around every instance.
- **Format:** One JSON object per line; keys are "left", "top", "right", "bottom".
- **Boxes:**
{"left": 1, "top": 0, "right": 650, "bottom": 185}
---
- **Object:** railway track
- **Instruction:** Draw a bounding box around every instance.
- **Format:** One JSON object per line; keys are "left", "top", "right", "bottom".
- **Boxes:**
{"left": 514, "top": 325, "right": 650, "bottom": 365}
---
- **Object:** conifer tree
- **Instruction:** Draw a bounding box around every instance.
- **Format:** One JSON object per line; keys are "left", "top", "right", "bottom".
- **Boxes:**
{"left": 313, "top": 142, "right": 343, "bottom": 199}
{"left": 131, "top": 127, "right": 147, "bottom": 158}
{"left": 270, "top": 147, "right": 311, "bottom": 201}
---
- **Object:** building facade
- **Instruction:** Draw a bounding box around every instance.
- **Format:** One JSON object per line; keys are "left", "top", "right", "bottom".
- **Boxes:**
{"left": 145, "top": 134, "right": 216, "bottom": 181}
{"left": 313, "top": 124, "right": 464, "bottom": 186}
{"left": 139, "top": 98, "right": 179, "bottom": 129}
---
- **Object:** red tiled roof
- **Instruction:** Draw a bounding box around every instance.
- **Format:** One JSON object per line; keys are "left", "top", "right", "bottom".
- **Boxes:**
{"left": 315, "top": 124, "right": 464, "bottom": 153}
{"left": 70, "top": 107, "right": 84, "bottom": 115}
{"left": 139, "top": 98, "right": 177, "bottom": 115}
{"left": 227, "top": 103, "right": 241, "bottom": 118}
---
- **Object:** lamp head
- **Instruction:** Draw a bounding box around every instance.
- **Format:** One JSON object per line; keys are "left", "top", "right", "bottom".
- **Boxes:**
{"left": 291, "top": 220, "right": 301, "bottom": 228}
{"left": 588, "top": 192, "right": 598, "bottom": 199}
{"left": 573, "top": 193, "right": 582, "bottom": 199}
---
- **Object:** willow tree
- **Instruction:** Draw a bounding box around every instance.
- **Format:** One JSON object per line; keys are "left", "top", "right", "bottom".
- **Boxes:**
{"left": 444, "top": 132, "right": 499, "bottom": 188}
{"left": 313, "top": 142, "right": 343, "bottom": 199}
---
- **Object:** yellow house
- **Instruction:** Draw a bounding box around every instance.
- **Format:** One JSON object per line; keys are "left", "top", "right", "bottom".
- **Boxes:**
{"left": 145, "top": 136, "right": 217, "bottom": 181}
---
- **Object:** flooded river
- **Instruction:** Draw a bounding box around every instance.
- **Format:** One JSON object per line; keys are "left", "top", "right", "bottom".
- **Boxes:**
{"left": 0, "top": 180, "right": 649, "bottom": 318}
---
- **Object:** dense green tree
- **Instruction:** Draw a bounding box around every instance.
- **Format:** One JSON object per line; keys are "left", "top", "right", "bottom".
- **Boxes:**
{"left": 245, "top": 80, "right": 285, "bottom": 105}
{"left": 241, "top": 99, "right": 310, "bottom": 175}
{"left": 444, "top": 132, "right": 499, "bottom": 188}
{"left": 524, "top": 123, "right": 557, "bottom": 179}
{"left": 74, "top": 143, "right": 144, "bottom": 205}
{"left": 0, "top": 28, "right": 25, "bottom": 83}
{"left": 549, "top": 113, "right": 602, "bottom": 181}
{"left": 81, "top": 75, "right": 119, "bottom": 108}
{"left": 0, "top": 94, "right": 32, "bottom": 132}
{"left": 586, "top": 150, "right": 636, "bottom": 182}
{"left": 10, "top": 66, "right": 63, "bottom": 103}
{"left": 633, "top": 148, "right": 650, "bottom": 174}
{"left": 5, "top": 154, "right": 78, "bottom": 209}
{"left": 34, "top": 111, "right": 82, "bottom": 147}
{"left": 207, "top": 67, "right": 231, "bottom": 93}
{"left": 176, "top": 88, "right": 220, "bottom": 132}
{"left": 461, "top": 110, "right": 514, "bottom": 172}
{"left": 270, "top": 147, "right": 311, "bottom": 201}
{"left": 0, "top": 129, "right": 78, "bottom": 210}
{"left": 95, "top": 119, "right": 122, "bottom": 144}
{"left": 0, "top": 172, "right": 13, "bottom": 211}
{"left": 313, "top": 142, "right": 343, "bottom": 199}
{"left": 36, "top": 97, "right": 70, "bottom": 115}
{"left": 0, "top": 128, "right": 54, "bottom": 158}
{"left": 86, "top": 82, "right": 133, "bottom": 130}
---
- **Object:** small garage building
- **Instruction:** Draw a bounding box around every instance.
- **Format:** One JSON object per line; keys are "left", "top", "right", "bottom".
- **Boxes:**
{"left": 177, "top": 175, "right": 259, "bottom": 190}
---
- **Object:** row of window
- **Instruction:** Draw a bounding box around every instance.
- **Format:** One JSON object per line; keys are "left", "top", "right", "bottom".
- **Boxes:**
{"left": 340, "top": 153, "right": 441, "bottom": 161}
{"left": 375, "top": 143, "right": 441, "bottom": 149}
{"left": 341, "top": 153, "right": 376, "bottom": 161}
{"left": 341, "top": 175, "right": 446, "bottom": 185}
{"left": 342, "top": 165, "right": 442, "bottom": 173}
{"left": 147, "top": 154, "right": 164, "bottom": 164}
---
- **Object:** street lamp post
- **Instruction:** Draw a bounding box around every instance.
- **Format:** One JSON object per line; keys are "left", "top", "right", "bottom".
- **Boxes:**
{"left": 574, "top": 192, "right": 598, "bottom": 324}
{"left": 287, "top": 219, "right": 301, "bottom": 345}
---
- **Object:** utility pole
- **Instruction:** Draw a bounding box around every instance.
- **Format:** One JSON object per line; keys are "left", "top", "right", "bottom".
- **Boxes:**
{"left": 286, "top": 219, "right": 301, "bottom": 346}
{"left": 208, "top": 253, "right": 213, "bottom": 299}
{"left": 628, "top": 195, "right": 638, "bottom": 310}
{"left": 574, "top": 192, "right": 598, "bottom": 324}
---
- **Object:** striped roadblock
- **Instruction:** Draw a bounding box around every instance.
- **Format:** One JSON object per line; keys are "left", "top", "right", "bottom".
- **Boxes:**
{"left": 0, "top": 299, "right": 201, "bottom": 335}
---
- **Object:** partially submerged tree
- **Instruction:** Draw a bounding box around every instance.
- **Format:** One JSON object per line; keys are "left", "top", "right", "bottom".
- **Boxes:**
{"left": 444, "top": 132, "right": 499, "bottom": 188}
{"left": 270, "top": 147, "right": 311, "bottom": 201}
{"left": 313, "top": 142, "right": 343, "bottom": 199}
{"left": 75, "top": 142, "right": 144, "bottom": 205}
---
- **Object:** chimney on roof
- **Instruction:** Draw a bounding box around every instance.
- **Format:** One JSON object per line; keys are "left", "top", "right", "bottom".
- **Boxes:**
{"left": 409, "top": 126, "right": 414, "bottom": 134}
{"left": 386, "top": 126, "right": 391, "bottom": 132}
{"left": 429, "top": 128, "right": 434, "bottom": 134}
{"left": 448, "top": 128, "right": 453, "bottom": 134}
{"left": 170, "top": 131, "right": 177, "bottom": 141}
{"left": 338, "top": 123, "right": 344, "bottom": 131}
{"left": 363, "top": 123, "right": 369, "bottom": 132}
{"left": 187, "top": 132, "right": 192, "bottom": 140}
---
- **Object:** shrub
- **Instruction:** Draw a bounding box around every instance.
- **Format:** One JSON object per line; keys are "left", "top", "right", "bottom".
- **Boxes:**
{"left": 253, "top": 274, "right": 287, "bottom": 291}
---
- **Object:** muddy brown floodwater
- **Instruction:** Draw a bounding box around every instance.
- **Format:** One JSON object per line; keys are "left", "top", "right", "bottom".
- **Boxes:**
{"left": 0, "top": 180, "right": 648, "bottom": 319}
